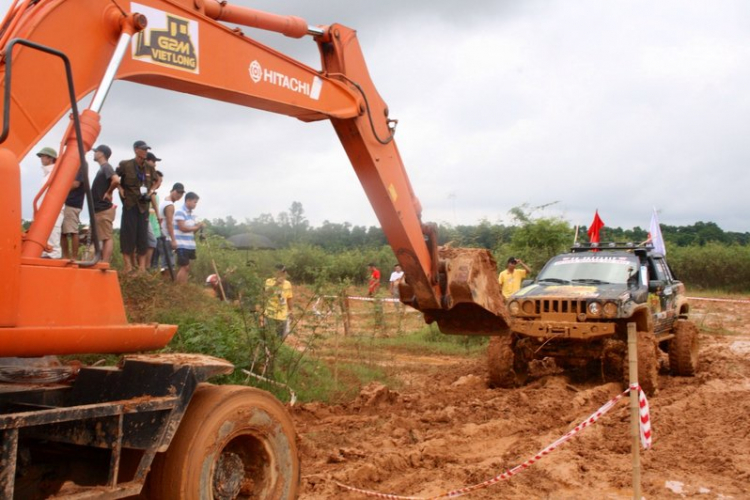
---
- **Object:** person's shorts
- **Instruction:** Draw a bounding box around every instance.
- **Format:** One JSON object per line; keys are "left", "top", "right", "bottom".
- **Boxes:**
{"left": 120, "top": 205, "right": 149, "bottom": 255}
{"left": 176, "top": 248, "right": 196, "bottom": 266}
{"left": 61, "top": 206, "right": 82, "bottom": 234}
{"left": 146, "top": 223, "right": 156, "bottom": 249}
{"left": 94, "top": 206, "right": 116, "bottom": 241}
{"left": 265, "top": 317, "right": 290, "bottom": 339}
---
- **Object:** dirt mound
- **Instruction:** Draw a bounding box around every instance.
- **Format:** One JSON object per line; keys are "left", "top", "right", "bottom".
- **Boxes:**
{"left": 292, "top": 298, "right": 750, "bottom": 499}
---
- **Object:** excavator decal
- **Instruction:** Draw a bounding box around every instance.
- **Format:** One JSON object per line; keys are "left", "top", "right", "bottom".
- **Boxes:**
{"left": 249, "top": 60, "right": 323, "bottom": 100}
{"left": 133, "top": 3, "right": 199, "bottom": 72}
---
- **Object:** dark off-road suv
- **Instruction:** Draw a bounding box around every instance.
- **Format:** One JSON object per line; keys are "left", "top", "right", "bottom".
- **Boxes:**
{"left": 488, "top": 243, "right": 699, "bottom": 394}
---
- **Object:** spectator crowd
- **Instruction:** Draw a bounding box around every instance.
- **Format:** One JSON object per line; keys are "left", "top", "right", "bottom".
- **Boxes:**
{"left": 35, "top": 140, "right": 204, "bottom": 282}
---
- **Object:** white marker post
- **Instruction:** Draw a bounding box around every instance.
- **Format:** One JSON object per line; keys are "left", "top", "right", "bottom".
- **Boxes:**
{"left": 628, "top": 322, "right": 641, "bottom": 499}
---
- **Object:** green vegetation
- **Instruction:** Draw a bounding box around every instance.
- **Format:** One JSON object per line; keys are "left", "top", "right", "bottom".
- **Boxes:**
{"left": 202, "top": 202, "right": 750, "bottom": 291}
{"left": 105, "top": 202, "right": 750, "bottom": 404}
{"left": 118, "top": 270, "right": 486, "bottom": 404}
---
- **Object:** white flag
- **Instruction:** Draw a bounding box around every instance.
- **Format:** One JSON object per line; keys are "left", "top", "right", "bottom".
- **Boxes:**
{"left": 649, "top": 208, "right": 666, "bottom": 255}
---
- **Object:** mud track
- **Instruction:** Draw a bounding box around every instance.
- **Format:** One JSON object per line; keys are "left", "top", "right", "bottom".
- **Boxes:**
{"left": 291, "top": 298, "right": 750, "bottom": 499}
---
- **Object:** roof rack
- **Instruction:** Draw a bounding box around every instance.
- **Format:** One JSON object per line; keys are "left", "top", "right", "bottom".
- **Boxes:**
{"left": 570, "top": 242, "right": 655, "bottom": 253}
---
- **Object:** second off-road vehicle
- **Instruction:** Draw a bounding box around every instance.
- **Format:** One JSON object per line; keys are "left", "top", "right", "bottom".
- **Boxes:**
{"left": 489, "top": 243, "right": 699, "bottom": 394}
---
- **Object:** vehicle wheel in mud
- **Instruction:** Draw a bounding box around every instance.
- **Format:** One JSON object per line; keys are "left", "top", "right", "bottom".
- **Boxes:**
{"left": 622, "top": 331, "right": 659, "bottom": 396}
{"left": 602, "top": 339, "right": 626, "bottom": 382}
{"left": 487, "top": 334, "right": 516, "bottom": 388}
{"left": 147, "top": 384, "right": 299, "bottom": 499}
{"left": 513, "top": 338, "right": 533, "bottom": 386}
{"left": 669, "top": 319, "right": 699, "bottom": 376}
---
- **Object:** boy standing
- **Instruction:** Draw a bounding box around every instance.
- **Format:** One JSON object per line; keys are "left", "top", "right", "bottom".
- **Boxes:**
{"left": 90, "top": 144, "right": 119, "bottom": 263}
{"left": 173, "top": 191, "right": 204, "bottom": 283}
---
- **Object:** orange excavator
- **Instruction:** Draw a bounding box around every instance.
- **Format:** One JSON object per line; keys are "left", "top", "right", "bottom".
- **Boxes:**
{"left": 0, "top": 0, "right": 510, "bottom": 497}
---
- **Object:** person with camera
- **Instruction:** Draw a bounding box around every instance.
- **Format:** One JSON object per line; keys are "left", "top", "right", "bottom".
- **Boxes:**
{"left": 173, "top": 191, "right": 205, "bottom": 284}
{"left": 116, "top": 140, "right": 158, "bottom": 273}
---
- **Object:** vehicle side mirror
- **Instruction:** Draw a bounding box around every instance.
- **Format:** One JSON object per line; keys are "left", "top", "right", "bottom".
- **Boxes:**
{"left": 521, "top": 279, "right": 533, "bottom": 288}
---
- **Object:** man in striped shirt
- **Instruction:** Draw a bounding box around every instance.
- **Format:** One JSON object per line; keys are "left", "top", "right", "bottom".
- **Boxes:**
{"left": 174, "top": 191, "right": 205, "bottom": 283}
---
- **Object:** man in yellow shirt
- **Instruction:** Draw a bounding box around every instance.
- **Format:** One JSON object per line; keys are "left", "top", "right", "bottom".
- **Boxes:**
{"left": 261, "top": 264, "right": 294, "bottom": 339}
{"left": 498, "top": 256, "right": 531, "bottom": 299}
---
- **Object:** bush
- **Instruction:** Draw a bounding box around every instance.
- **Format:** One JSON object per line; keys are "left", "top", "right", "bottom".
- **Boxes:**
{"left": 668, "top": 243, "right": 750, "bottom": 292}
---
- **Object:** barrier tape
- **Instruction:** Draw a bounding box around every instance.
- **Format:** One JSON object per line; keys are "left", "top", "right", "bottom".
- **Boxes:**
{"left": 687, "top": 296, "right": 750, "bottom": 305}
{"left": 241, "top": 369, "right": 297, "bottom": 406}
{"left": 325, "top": 295, "right": 748, "bottom": 304}
{"left": 638, "top": 384, "right": 652, "bottom": 449}
{"left": 335, "top": 385, "right": 651, "bottom": 499}
{"left": 319, "top": 295, "right": 400, "bottom": 303}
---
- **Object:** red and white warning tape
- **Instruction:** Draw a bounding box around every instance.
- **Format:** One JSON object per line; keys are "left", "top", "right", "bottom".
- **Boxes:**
{"left": 637, "top": 383, "right": 652, "bottom": 449}
{"left": 335, "top": 384, "right": 651, "bottom": 499}
{"left": 687, "top": 296, "right": 750, "bottom": 304}
{"left": 323, "top": 295, "right": 400, "bottom": 303}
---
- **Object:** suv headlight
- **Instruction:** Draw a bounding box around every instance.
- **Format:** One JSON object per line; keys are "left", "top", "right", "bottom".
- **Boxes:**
{"left": 522, "top": 300, "right": 535, "bottom": 315}
{"left": 603, "top": 301, "right": 618, "bottom": 318}
{"left": 587, "top": 301, "right": 602, "bottom": 317}
{"left": 508, "top": 300, "right": 520, "bottom": 315}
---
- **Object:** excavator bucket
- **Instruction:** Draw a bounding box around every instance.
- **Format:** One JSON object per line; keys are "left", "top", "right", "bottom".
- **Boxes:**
{"left": 422, "top": 247, "right": 511, "bottom": 336}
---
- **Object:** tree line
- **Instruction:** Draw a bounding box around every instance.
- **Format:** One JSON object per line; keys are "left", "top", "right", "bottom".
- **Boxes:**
{"left": 205, "top": 202, "right": 750, "bottom": 291}
{"left": 207, "top": 202, "right": 750, "bottom": 252}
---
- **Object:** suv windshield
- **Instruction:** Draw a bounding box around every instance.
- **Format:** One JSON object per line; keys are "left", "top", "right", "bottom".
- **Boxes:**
{"left": 537, "top": 254, "right": 640, "bottom": 285}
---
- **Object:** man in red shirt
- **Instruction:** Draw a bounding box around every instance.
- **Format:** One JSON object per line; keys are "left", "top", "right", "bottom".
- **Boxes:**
{"left": 367, "top": 263, "right": 381, "bottom": 296}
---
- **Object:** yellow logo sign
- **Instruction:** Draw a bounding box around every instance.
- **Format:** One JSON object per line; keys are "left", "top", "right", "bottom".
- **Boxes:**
{"left": 132, "top": 4, "right": 199, "bottom": 73}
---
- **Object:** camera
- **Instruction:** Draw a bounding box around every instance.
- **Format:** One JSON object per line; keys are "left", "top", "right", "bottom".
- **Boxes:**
{"left": 139, "top": 192, "right": 152, "bottom": 202}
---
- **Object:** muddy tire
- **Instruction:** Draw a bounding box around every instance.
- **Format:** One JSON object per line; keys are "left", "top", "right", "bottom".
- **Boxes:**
{"left": 669, "top": 319, "right": 699, "bottom": 376}
{"left": 147, "top": 384, "right": 299, "bottom": 499}
{"left": 602, "top": 339, "right": 626, "bottom": 383}
{"left": 513, "top": 338, "right": 533, "bottom": 386}
{"left": 487, "top": 335, "right": 516, "bottom": 388}
{"left": 623, "top": 331, "right": 659, "bottom": 396}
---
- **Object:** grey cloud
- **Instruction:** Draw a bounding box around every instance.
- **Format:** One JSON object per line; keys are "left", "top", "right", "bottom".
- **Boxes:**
{"left": 12, "top": 0, "right": 750, "bottom": 233}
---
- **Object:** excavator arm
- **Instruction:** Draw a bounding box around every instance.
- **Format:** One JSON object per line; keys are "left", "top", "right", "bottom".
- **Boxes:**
{"left": 0, "top": 0, "right": 508, "bottom": 357}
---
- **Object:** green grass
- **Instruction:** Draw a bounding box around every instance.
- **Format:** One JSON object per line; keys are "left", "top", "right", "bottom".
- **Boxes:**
{"left": 113, "top": 274, "right": 414, "bottom": 404}
{"left": 336, "top": 324, "right": 488, "bottom": 357}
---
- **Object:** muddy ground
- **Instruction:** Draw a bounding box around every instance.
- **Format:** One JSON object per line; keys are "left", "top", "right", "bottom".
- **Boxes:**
{"left": 290, "top": 297, "right": 750, "bottom": 499}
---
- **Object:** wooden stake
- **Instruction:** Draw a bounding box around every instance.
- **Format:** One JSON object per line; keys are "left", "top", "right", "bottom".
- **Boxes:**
{"left": 627, "top": 322, "right": 641, "bottom": 500}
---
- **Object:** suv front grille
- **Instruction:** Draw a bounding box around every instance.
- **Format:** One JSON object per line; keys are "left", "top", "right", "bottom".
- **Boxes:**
{"left": 530, "top": 298, "right": 587, "bottom": 315}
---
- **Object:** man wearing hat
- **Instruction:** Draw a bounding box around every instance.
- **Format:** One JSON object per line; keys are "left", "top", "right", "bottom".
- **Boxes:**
{"left": 159, "top": 183, "right": 185, "bottom": 250}
{"left": 498, "top": 256, "right": 532, "bottom": 300}
{"left": 36, "top": 147, "right": 63, "bottom": 258}
{"left": 91, "top": 144, "right": 119, "bottom": 262}
{"left": 116, "top": 140, "right": 157, "bottom": 272}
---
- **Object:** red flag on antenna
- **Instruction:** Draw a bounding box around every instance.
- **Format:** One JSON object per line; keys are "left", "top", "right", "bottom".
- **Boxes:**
{"left": 587, "top": 210, "right": 605, "bottom": 244}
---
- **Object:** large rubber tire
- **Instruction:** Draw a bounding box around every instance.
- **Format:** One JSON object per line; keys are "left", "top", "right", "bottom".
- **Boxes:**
{"left": 487, "top": 335, "right": 516, "bottom": 388}
{"left": 512, "top": 338, "right": 532, "bottom": 386}
{"left": 147, "top": 384, "right": 300, "bottom": 499}
{"left": 602, "top": 339, "right": 626, "bottom": 383}
{"left": 669, "top": 319, "right": 699, "bottom": 376}
{"left": 623, "top": 331, "right": 659, "bottom": 397}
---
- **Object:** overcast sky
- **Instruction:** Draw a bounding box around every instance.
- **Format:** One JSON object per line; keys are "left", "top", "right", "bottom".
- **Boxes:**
{"left": 11, "top": 0, "right": 750, "bottom": 232}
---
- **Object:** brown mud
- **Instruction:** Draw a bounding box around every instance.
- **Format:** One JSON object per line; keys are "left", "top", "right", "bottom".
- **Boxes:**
{"left": 291, "top": 297, "right": 750, "bottom": 499}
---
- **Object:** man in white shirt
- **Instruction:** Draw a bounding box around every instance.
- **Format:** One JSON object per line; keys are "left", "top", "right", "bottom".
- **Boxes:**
{"left": 389, "top": 264, "right": 405, "bottom": 301}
